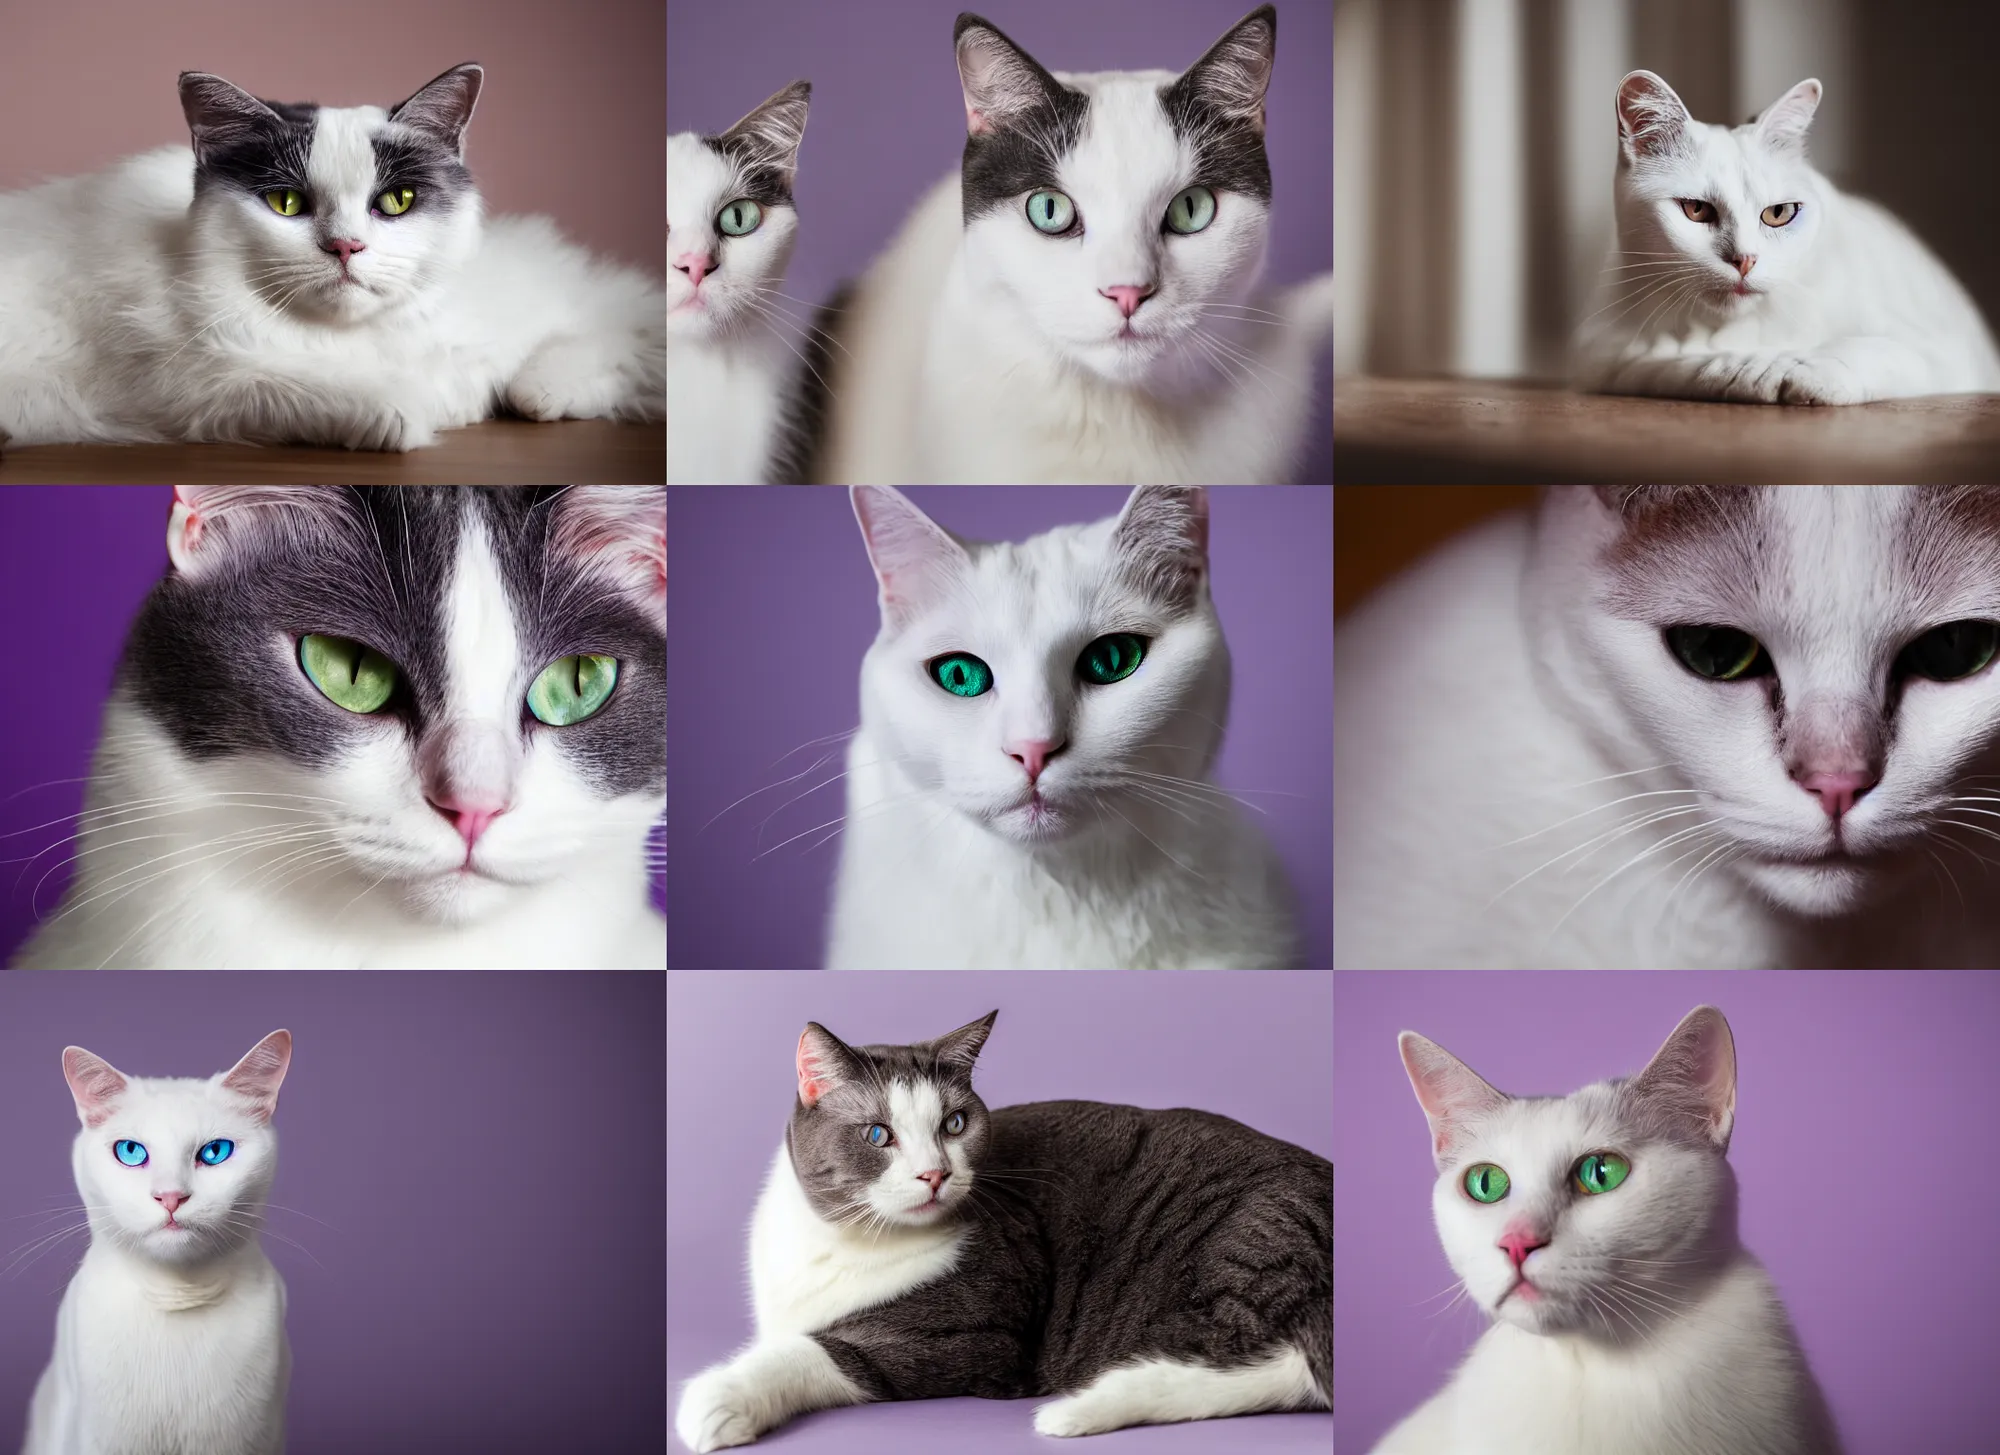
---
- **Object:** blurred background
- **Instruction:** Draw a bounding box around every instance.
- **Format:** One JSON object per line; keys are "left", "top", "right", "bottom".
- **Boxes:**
{"left": 1335, "top": 484, "right": 1535, "bottom": 616}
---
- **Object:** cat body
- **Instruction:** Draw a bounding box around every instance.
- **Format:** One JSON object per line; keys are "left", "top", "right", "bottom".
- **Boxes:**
{"left": 1573, "top": 70, "right": 2000, "bottom": 404}
{"left": 1334, "top": 487, "right": 2000, "bottom": 969}
{"left": 826, "top": 485, "right": 1297, "bottom": 970}
{"left": 0, "top": 66, "right": 663, "bottom": 450}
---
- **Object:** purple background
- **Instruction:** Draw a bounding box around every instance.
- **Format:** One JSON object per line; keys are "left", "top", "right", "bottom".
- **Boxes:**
{"left": 666, "top": 0, "right": 1333, "bottom": 485}
{"left": 0, "top": 486, "right": 666, "bottom": 967}
{"left": 666, "top": 968, "right": 1333, "bottom": 1453}
{"left": 0, "top": 970, "right": 664, "bottom": 1455}
{"left": 1334, "top": 970, "right": 2000, "bottom": 1455}
{"left": 666, "top": 486, "right": 1333, "bottom": 969}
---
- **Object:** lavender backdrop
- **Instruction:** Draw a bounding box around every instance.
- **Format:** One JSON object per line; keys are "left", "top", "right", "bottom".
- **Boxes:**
{"left": 0, "top": 486, "right": 666, "bottom": 966}
{"left": 0, "top": 971, "right": 664, "bottom": 1455}
{"left": 666, "top": 968, "right": 1333, "bottom": 1453}
{"left": 1335, "top": 970, "right": 2000, "bottom": 1455}
{"left": 666, "top": 0, "right": 1333, "bottom": 484}
{"left": 666, "top": 485, "right": 1333, "bottom": 969}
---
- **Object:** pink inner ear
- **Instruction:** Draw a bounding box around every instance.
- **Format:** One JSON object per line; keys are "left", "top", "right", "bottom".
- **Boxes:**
{"left": 796, "top": 1033, "right": 832, "bottom": 1107}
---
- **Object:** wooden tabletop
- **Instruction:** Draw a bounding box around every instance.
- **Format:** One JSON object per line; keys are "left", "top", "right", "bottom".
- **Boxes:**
{"left": 1334, "top": 377, "right": 2000, "bottom": 484}
{"left": 0, "top": 420, "right": 664, "bottom": 484}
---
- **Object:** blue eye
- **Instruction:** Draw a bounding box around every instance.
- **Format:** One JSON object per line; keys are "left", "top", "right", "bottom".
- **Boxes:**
{"left": 114, "top": 1140, "right": 148, "bottom": 1167}
{"left": 864, "top": 1124, "right": 891, "bottom": 1148}
{"left": 198, "top": 1140, "right": 235, "bottom": 1166}
{"left": 945, "top": 1112, "right": 966, "bottom": 1135}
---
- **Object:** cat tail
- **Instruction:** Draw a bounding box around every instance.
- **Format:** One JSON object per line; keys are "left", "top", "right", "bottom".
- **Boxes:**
{"left": 767, "top": 280, "right": 855, "bottom": 484}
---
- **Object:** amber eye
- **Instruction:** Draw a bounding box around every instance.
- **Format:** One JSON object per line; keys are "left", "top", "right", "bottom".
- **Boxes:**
{"left": 1760, "top": 202, "right": 1800, "bottom": 227}
{"left": 1678, "top": 198, "right": 1717, "bottom": 223}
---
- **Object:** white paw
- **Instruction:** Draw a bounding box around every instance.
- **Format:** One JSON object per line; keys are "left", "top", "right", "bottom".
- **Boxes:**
{"left": 504, "top": 374, "right": 589, "bottom": 422}
{"left": 1775, "top": 355, "right": 1864, "bottom": 405}
{"left": 1034, "top": 1392, "right": 1120, "bottom": 1438}
{"left": 342, "top": 404, "right": 433, "bottom": 452}
{"left": 676, "top": 1367, "right": 762, "bottom": 1452}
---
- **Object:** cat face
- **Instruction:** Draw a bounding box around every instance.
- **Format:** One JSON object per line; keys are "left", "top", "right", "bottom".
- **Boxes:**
{"left": 667, "top": 82, "right": 809, "bottom": 341}
{"left": 850, "top": 486, "right": 1230, "bottom": 848}
{"left": 179, "top": 64, "right": 485, "bottom": 327}
{"left": 786, "top": 1013, "right": 997, "bottom": 1229}
{"left": 1400, "top": 1008, "right": 1738, "bottom": 1340}
{"left": 952, "top": 8, "right": 1275, "bottom": 385}
{"left": 64, "top": 1031, "right": 290, "bottom": 1266}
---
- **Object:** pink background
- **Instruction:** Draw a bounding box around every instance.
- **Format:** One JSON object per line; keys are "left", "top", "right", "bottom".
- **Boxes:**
{"left": 0, "top": 0, "right": 663, "bottom": 277}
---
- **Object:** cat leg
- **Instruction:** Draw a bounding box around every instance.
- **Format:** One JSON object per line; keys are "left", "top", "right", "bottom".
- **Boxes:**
{"left": 1032, "top": 1346, "right": 1324, "bottom": 1437}
{"left": 505, "top": 329, "right": 666, "bottom": 424}
{"left": 674, "top": 1335, "right": 865, "bottom": 1452}
{"left": 1773, "top": 336, "right": 1945, "bottom": 403}
{"left": 177, "top": 375, "right": 437, "bottom": 451}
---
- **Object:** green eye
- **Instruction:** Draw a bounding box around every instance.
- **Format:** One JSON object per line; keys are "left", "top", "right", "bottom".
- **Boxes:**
{"left": 375, "top": 187, "right": 415, "bottom": 216}
{"left": 1078, "top": 633, "right": 1146, "bottom": 685}
{"left": 1664, "top": 624, "right": 1767, "bottom": 681}
{"left": 264, "top": 188, "right": 305, "bottom": 217}
{"left": 1574, "top": 1152, "right": 1630, "bottom": 1195}
{"left": 1026, "top": 190, "right": 1076, "bottom": 234}
{"left": 299, "top": 634, "right": 397, "bottom": 713}
{"left": 1464, "top": 1163, "right": 1510, "bottom": 1203}
{"left": 527, "top": 654, "right": 619, "bottom": 726}
{"left": 1165, "top": 186, "right": 1216, "bottom": 234}
{"left": 1897, "top": 620, "right": 1999, "bottom": 682}
{"left": 717, "top": 199, "right": 762, "bottom": 235}
{"left": 930, "top": 653, "right": 993, "bottom": 698}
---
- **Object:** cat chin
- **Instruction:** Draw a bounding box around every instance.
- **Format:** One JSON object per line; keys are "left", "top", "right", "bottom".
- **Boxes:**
{"left": 1734, "top": 854, "right": 1883, "bottom": 916}
{"left": 395, "top": 868, "right": 519, "bottom": 925}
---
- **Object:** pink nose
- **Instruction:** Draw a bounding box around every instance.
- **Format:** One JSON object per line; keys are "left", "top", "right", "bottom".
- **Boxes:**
{"left": 428, "top": 793, "right": 509, "bottom": 850}
{"left": 673, "top": 252, "right": 715, "bottom": 289}
{"left": 323, "top": 238, "right": 366, "bottom": 266}
{"left": 1733, "top": 254, "right": 1757, "bottom": 279}
{"left": 154, "top": 1191, "right": 189, "bottom": 1215}
{"left": 1005, "top": 738, "right": 1063, "bottom": 785}
{"left": 1498, "top": 1229, "right": 1547, "bottom": 1272}
{"left": 916, "top": 1170, "right": 948, "bottom": 1194}
{"left": 1099, "top": 283, "right": 1154, "bottom": 318}
{"left": 1795, "top": 768, "right": 1876, "bottom": 821}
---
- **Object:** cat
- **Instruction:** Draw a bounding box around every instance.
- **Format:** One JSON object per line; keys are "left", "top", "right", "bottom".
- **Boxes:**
{"left": 1333, "top": 485, "right": 2000, "bottom": 969}
{"left": 0, "top": 64, "right": 664, "bottom": 450}
{"left": 673, "top": 1011, "right": 1331, "bottom": 1451}
{"left": 826, "top": 484, "right": 1298, "bottom": 969}
{"left": 806, "top": 6, "right": 1333, "bottom": 484}
{"left": 1375, "top": 1006, "right": 1842, "bottom": 1455}
{"left": 24, "top": 1030, "right": 294, "bottom": 1455}
{"left": 1572, "top": 70, "right": 2000, "bottom": 404}
{"left": 9, "top": 486, "right": 664, "bottom": 971}
{"left": 668, "top": 81, "right": 813, "bottom": 484}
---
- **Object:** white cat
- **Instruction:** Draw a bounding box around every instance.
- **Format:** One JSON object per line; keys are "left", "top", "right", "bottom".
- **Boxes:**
{"left": 25, "top": 1030, "right": 294, "bottom": 1455}
{"left": 668, "top": 82, "right": 812, "bottom": 484}
{"left": 813, "top": 7, "right": 1332, "bottom": 484}
{"left": 0, "top": 64, "right": 663, "bottom": 450}
{"left": 1333, "top": 485, "right": 2000, "bottom": 969}
{"left": 1374, "top": 1006, "right": 1842, "bottom": 1455}
{"left": 827, "top": 484, "right": 1297, "bottom": 969}
{"left": 1572, "top": 70, "right": 2000, "bottom": 404}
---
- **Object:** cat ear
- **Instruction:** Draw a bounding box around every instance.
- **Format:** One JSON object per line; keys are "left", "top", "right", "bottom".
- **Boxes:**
{"left": 1628, "top": 1006, "right": 1736, "bottom": 1151}
{"left": 954, "top": 12, "right": 1066, "bottom": 136}
{"left": 549, "top": 486, "right": 666, "bottom": 629}
{"left": 1753, "top": 78, "right": 1821, "bottom": 157}
{"left": 1178, "top": 5, "right": 1278, "bottom": 135}
{"left": 1112, "top": 486, "right": 1209, "bottom": 611}
{"left": 61, "top": 1047, "right": 130, "bottom": 1130}
{"left": 850, "top": 486, "right": 972, "bottom": 628}
{"left": 1399, "top": 1031, "right": 1509, "bottom": 1163}
{"left": 166, "top": 486, "right": 355, "bottom": 579}
{"left": 926, "top": 1011, "right": 998, "bottom": 1072}
{"left": 389, "top": 62, "right": 484, "bottom": 156}
{"left": 1615, "top": 70, "right": 1693, "bottom": 163}
{"left": 718, "top": 81, "right": 812, "bottom": 188}
{"left": 797, "top": 1022, "right": 860, "bottom": 1108}
{"left": 178, "top": 72, "right": 282, "bottom": 161}
{"left": 219, "top": 1030, "right": 292, "bottom": 1124}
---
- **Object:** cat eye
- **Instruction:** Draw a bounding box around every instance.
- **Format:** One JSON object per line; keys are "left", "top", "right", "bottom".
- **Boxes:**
{"left": 114, "top": 1140, "right": 149, "bottom": 1167}
{"left": 1896, "top": 620, "right": 2000, "bottom": 683}
{"left": 1463, "top": 1163, "right": 1509, "bottom": 1203}
{"left": 299, "top": 634, "right": 399, "bottom": 714}
{"left": 264, "top": 188, "right": 307, "bottom": 217}
{"left": 527, "top": 654, "right": 620, "bottom": 726}
{"left": 1573, "top": 1151, "right": 1630, "bottom": 1196}
{"left": 1165, "top": 186, "right": 1216, "bottom": 235}
{"left": 1677, "top": 198, "right": 1717, "bottom": 224}
{"left": 1026, "top": 190, "right": 1077, "bottom": 235}
{"left": 375, "top": 187, "right": 416, "bottom": 217}
{"left": 1760, "top": 201, "right": 1800, "bottom": 227}
{"left": 1664, "top": 624, "right": 1770, "bottom": 682}
{"left": 930, "top": 653, "right": 994, "bottom": 698}
{"left": 717, "top": 200, "right": 762, "bottom": 236}
{"left": 864, "top": 1124, "right": 893, "bottom": 1148}
{"left": 1078, "top": 633, "right": 1147, "bottom": 686}
{"left": 944, "top": 1111, "right": 966, "bottom": 1135}
{"left": 198, "top": 1139, "right": 236, "bottom": 1167}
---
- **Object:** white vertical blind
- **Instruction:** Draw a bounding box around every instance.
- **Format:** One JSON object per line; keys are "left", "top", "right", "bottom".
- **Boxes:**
{"left": 1453, "top": 0, "right": 1526, "bottom": 377}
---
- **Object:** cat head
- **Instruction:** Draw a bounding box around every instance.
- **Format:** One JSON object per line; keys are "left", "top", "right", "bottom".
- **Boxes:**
{"left": 952, "top": 7, "right": 1276, "bottom": 385}
{"left": 64, "top": 1030, "right": 291, "bottom": 1266}
{"left": 667, "top": 81, "right": 811, "bottom": 341}
{"left": 850, "top": 485, "right": 1230, "bottom": 848}
{"left": 1609, "top": 69, "right": 1827, "bottom": 323}
{"left": 786, "top": 1012, "right": 997, "bottom": 1229}
{"left": 112, "top": 486, "right": 664, "bottom": 929}
{"left": 180, "top": 63, "right": 485, "bottom": 326}
{"left": 1399, "top": 1007, "right": 1739, "bottom": 1341}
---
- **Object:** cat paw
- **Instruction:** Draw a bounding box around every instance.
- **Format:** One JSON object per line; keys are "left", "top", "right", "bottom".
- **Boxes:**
{"left": 341, "top": 406, "right": 434, "bottom": 452}
{"left": 1033, "top": 1393, "right": 1120, "bottom": 1438}
{"left": 675, "top": 1368, "right": 762, "bottom": 1451}
{"left": 1774, "top": 356, "right": 1864, "bottom": 405}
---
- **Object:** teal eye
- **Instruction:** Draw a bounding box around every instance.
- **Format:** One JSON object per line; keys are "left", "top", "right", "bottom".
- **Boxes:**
{"left": 1463, "top": 1163, "right": 1509, "bottom": 1203}
{"left": 1664, "top": 625, "right": 1767, "bottom": 681}
{"left": 717, "top": 199, "right": 762, "bottom": 236}
{"left": 944, "top": 1112, "right": 966, "bottom": 1135}
{"left": 1078, "top": 633, "right": 1146, "bottom": 685}
{"left": 1574, "top": 1152, "right": 1630, "bottom": 1195}
{"left": 1026, "top": 190, "right": 1076, "bottom": 234}
{"left": 300, "top": 634, "right": 398, "bottom": 713}
{"left": 864, "top": 1124, "right": 891, "bottom": 1148}
{"left": 528, "top": 654, "right": 619, "bottom": 725}
{"left": 198, "top": 1139, "right": 235, "bottom": 1167}
{"left": 930, "top": 653, "right": 993, "bottom": 697}
{"left": 114, "top": 1140, "right": 148, "bottom": 1167}
{"left": 1165, "top": 186, "right": 1216, "bottom": 234}
{"left": 1897, "top": 620, "right": 1999, "bottom": 682}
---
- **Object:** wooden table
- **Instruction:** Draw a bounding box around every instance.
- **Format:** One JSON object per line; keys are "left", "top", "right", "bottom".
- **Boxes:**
{"left": 1335, "top": 377, "right": 2000, "bottom": 483}
{"left": 0, "top": 420, "right": 664, "bottom": 484}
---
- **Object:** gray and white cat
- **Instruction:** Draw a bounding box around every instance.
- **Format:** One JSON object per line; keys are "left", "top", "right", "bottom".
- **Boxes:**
{"left": 1573, "top": 70, "right": 2000, "bottom": 403}
{"left": 827, "top": 485, "right": 1297, "bottom": 969}
{"left": 25, "top": 1030, "right": 293, "bottom": 1455}
{"left": 673, "top": 1011, "right": 1331, "bottom": 1451}
{"left": 0, "top": 65, "right": 663, "bottom": 450}
{"left": 10, "top": 486, "right": 664, "bottom": 970}
{"left": 1334, "top": 485, "right": 2000, "bottom": 969}
{"left": 812, "top": 7, "right": 1332, "bottom": 483}
{"left": 1376, "top": 1006, "right": 1841, "bottom": 1455}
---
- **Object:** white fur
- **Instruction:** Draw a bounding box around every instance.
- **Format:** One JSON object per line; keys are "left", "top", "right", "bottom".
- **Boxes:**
{"left": 1573, "top": 71, "right": 2000, "bottom": 404}
{"left": 1035, "top": 1349, "right": 1325, "bottom": 1437}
